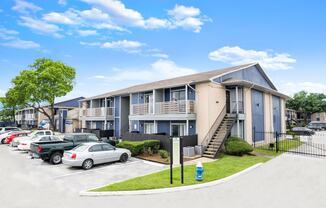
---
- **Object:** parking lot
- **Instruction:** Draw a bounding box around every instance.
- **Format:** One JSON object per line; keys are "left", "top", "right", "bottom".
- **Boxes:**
{"left": 0, "top": 144, "right": 166, "bottom": 195}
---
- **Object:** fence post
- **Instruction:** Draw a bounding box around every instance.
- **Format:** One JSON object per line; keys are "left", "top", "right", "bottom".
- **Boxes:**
{"left": 276, "top": 131, "right": 279, "bottom": 153}
{"left": 253, "top": 127, "right": 256, "bottom": 148}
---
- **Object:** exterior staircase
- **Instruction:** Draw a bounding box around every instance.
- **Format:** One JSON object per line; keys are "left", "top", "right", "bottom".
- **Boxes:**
{"left": 202, "top": 114, "right": 236, "bottom": 158}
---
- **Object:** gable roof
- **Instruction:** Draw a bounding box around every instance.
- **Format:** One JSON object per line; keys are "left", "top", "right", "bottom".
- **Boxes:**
{"left": 82, "top": 63, "right": 257, "bottom": 100}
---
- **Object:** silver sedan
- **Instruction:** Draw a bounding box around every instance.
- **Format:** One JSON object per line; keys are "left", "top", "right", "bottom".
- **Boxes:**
{"left": 62, "top": 142, "right": 131, "bottom": 170}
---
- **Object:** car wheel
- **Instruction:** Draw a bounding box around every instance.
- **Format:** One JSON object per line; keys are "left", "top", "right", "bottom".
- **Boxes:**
{"left": 50, "top": 152, "right": 62, "bottom": 165}
{"left": 120, "top": 153, "right": 128, "bottom": 163}
{"left": 1, "top": 139, "right": 5, "bottom": 144}
{"left": 82, "top": 159, "right": 93, "bottom": 170}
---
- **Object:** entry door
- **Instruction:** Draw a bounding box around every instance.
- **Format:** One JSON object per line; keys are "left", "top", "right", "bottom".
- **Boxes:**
{"left": 251, "top": 90, "right": 264, "bottom": 141}
{"left": 144, "top": 94, "right": 153, "bottom": 114}
{"left": 171, "top": 123, "right": 186, "bottom": 137}
{"left": 272, "top": 96, "right": 281, "bottom": 134}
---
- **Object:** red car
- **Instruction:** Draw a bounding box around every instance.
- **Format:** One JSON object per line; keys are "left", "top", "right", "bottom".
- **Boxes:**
{"left": 5, "top": 131, "right": 31, "bottom": 144}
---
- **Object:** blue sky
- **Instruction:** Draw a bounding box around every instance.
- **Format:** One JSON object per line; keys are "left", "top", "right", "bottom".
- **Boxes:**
{"left": 0, "top": 0, "right": 325, "bottom": 101}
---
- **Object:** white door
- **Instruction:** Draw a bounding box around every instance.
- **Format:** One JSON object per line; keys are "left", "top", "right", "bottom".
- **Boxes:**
{"left": 89, "top": 144, "right": 106, "bottom": 164}
{"left": 101, "top": 144, "right": 119, "bottom": 162}
{"left": 144, "top": 123, "right": 155, "bottom": 134}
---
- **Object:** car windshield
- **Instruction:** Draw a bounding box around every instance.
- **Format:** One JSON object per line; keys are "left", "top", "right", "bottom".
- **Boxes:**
{"left": 31, "top": 135, "right": 40, "bottom": 140}
{"left": 72, "top": 144, "right": 88, "bottom": 152}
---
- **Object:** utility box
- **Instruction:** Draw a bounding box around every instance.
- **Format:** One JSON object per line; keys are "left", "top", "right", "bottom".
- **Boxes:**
{"left": 195, "top": 145, "right": 203, "bottom": 156}
{"left": 183, "top": 146, "right": 195, "bottom": 157}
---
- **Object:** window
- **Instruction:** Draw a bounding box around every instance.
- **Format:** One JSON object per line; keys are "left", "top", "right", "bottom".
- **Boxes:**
{"left": 171, "top": 123, "right": 186, "bottom": 137}
{"left": 75, "top": 135, "right": 88, "bottom": 142}
{"left": 89, "top": 144, "right": 103, "bottom": 152}
{"left": 171, "top": 90, "right": 185, "bottom": 101}
{"left": 45, "top": 131, "right": 52, "bottom": 135}
{"left": 102, "top": 144, "right": 114, "bottom": 151}
{"left": 36, "top": 132, "right": 44, "bottom": 136}
{"left": 144, "top": 123, "right": 155, "bottom": 134}
{"left": 88, "top": 134, "right": 99, "bottom": 142}
{"left": 144, "top": 93, "right": 153, "bottom": 103}
{"left": 39, "top": 136, "right": 51, "bottom": 141}
{"left": 50, "top": 136, "right": 61, "bottom": 141}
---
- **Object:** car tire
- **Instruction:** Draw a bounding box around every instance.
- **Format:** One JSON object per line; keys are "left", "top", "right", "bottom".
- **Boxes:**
{"left": 82, "top": 159, "right": 93, "bottom": 170}
{"left": 1, "top": 139, "right": 5, "bottom": 144}
{"left": 50, "top": 152, "right": 62, "bottom": 165}
{"left": 120, "top": 153, "right": 128, "bottom": 163}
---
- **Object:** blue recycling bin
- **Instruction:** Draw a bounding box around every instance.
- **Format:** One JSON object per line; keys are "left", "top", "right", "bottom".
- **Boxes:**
{"left": 196, "top": 162, "right": 204, "bottom": 181}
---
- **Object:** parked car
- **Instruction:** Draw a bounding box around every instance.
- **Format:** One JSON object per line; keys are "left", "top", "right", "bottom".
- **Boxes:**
{"left": 0, "top": 127, "right": 20, "bottom": 133}
{"left": 63, "top": 142, "right": 131, "bottom": 170}
{"left": 307, "top": 121, "right": 326, "bottom": 131}
{"left": 291, "top": 127, "right": 315, "bottom": 136}
{"left": 11, "top": 130, "right": 53, "bottom": 147}
{"left": 18, "top": 135, "right": 61, "bottom": 151}
{"left": 30, "top": 133, "right": 102, "bottom": 165}
{"left": 6, "top": 131, "right": 31, "bottom": 145}
{"left": 0, "top": 129, "right": 22, "bottom": 144}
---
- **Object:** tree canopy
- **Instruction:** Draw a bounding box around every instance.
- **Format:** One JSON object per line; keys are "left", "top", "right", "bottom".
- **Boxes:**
{"left": 8, "top": 58, "right": 76, "bottom": 129}
{"left": 286, "top": 91, "right": 326, "bottom": 124}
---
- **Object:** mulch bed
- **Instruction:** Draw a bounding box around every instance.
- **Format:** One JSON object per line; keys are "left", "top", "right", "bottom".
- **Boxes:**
{"left": 136, "top": 153, "right": 195, "bottom": 164}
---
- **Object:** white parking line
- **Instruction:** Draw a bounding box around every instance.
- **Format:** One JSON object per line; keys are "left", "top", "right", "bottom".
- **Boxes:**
{"left": 52, "top": 160, "right": 140, "bottom": 179}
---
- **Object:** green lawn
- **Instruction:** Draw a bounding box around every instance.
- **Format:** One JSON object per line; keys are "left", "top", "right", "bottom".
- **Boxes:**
{"left": 254, "top": 139, "right": 303, "bottom": 156}
{"left": 92, "top": 155, "right": 270, "bottom": 192}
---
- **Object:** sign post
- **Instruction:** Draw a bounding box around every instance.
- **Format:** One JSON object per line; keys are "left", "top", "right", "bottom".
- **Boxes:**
{"left": 169, "top": 137, "right": 184, "bottom": 184}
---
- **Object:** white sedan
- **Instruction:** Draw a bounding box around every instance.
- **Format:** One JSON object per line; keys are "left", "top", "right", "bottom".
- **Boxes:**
{"left": 11, "top": 130, "right": 53, "bottom": 147}
{"left": 62, "top": 142, "right": 131, "bottom": 170}
{"left": 18, "top": 135, "right": 61, "bottom": 151}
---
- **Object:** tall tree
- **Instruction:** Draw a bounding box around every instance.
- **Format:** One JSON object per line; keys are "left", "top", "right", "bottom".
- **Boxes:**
{"left": 286, "top": 91, "right": 326, "bottom": 125}
{"left": 9, "top": 58, "right": 76, "bottom": 130}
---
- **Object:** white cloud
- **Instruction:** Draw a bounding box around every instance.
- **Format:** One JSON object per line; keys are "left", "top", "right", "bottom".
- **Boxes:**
{"left": 80, "top": 41, "right": 101, "bottom": 46}
{"left": 81, "top": 1, "right": 209, "bottom": 32}
{"left": 77, "top": 29, "right": 98, "bottom": 36}
{"left": 92, "top": 59, "right": 197, "bottom": 82}
{"left": 58, "top": 0, "right": 67, "bottom": 6}
{"left": 208, "top": 46, "right": 296, "bottom": 70}
{"left": 0, "top": 27, "right": 19, "bottom": 40}
{"left": 167, "top": 4, "right": 209, "bottom": 33}
{"left": 101, "top": 40, "right": 143, "bottom": 49}
{"left": 43, "top": 10, "right": 79, "bottom": 25}
{"left": 279, "top": 82, "right": 326, "bottom": 96}
{"left": 80, "top": 8, "right": 110, "bottom": 21}
{"left": 12, "top": 0, "right": 42, "bottom": 14}
{"left": 151, "top": 53, "right": 169, "bottom": 59}
{"left": 1, "top": 38, "right": 40, "bottom": 49}
{"left": 19, "top": 16, "right": 62, "bottom": 37}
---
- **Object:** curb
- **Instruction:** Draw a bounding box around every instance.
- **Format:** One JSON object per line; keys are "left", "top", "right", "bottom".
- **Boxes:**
{"left": 79, "top": 162, "right": 263, "bottom": 197}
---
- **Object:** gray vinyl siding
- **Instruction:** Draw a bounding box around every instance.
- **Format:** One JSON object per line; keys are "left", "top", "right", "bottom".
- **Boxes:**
{"left": 251, "top": 90, "right": 264, "bottom": 141}
{"left": 272, "top": 96, "right": 282, "bottom": 133}
{"left": 213, "top": 66, "right": 274, "bottom": 90}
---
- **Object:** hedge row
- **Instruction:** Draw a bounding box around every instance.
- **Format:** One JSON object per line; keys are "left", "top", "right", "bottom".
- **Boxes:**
{"left": 117, "top": 140, "right": 160, "bottom": 156}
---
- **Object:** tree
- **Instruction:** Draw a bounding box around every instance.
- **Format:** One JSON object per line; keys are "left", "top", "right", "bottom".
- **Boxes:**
{"left": 286, "top": 91, "right": 326, "bottom": 125}
{"left": 9, "top": 58, "right": 76, "bottom": 130}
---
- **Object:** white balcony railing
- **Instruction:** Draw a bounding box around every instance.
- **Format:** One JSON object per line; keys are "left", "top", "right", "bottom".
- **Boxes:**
{"left": 82, "top": 107, "right": 114, "bottom": 118}
{"left": 25, "top": 114, "right": 35, "bottom": 120}
{"left": 131, "top": 100, "right": 195, "bottom": 116}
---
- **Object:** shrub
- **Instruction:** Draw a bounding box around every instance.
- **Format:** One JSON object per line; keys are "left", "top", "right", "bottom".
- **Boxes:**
{"left": 158, "top": 149, "right": 169, "bottom": 159}
{"left": 225, "top": 137, "right": 253, "bottom": 156}
{"left": 116, "top": 141, "right": 145, "bottom": 156}
{"left": 143, "top": 140, "right": 160, "bottom": 153}
{"left": 116, "top": 140, "right": 161, "bottom": 156}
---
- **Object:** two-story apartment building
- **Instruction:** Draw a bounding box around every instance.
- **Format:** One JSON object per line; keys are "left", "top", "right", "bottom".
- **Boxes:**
{"left": 80, "top": 63, "right": 289, "bottom": 153}
{"left": 15, "top": 97, "right": 84, "bottom": 132}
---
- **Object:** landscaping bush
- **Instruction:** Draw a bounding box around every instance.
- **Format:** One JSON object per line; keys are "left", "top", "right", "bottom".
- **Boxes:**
{"left": 116, "top": 140, "right": 160, "bottom": 156}
{"left": 158, "top": 149, "right": 169, "bottom": 159}
{"left": 116, "top": 141, "right": 145, "bottom": 156}
{"left": 143, "top": 140, "right": 160, "bottom": 154}
{"left": 225, "top": 137, "right": 253, "bottom": 156}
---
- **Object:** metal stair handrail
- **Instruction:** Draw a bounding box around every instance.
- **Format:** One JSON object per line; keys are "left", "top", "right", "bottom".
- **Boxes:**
{"left": 201, "top": 105, "right": 226, "bottom": 150}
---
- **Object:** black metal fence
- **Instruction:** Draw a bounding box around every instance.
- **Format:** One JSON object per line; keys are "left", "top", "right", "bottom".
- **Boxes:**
{"left": 253, "top": 131, "right": 326, "bottom": 157}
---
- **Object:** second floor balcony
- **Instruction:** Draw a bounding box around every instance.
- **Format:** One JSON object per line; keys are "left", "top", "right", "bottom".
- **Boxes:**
{"left": 131, "top": 100, "right": 195, "bottom": 116}
{"left": 81, "top": 107, "right": 114, "bottom": 119}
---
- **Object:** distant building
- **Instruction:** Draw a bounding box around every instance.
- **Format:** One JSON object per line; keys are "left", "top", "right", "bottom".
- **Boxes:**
{"left": 285, "top": 108, "right": 297, "bottom": 127}
{"left": 311, "top": 112, "right": 326, "bottom": 122}
{"left": 15, "top": 97, "right": 84, "bottom": 133}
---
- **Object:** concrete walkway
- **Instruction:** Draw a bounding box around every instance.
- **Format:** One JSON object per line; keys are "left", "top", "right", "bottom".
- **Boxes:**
{"left": 2, "top": 144, "right": 326, "bottom": 208}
